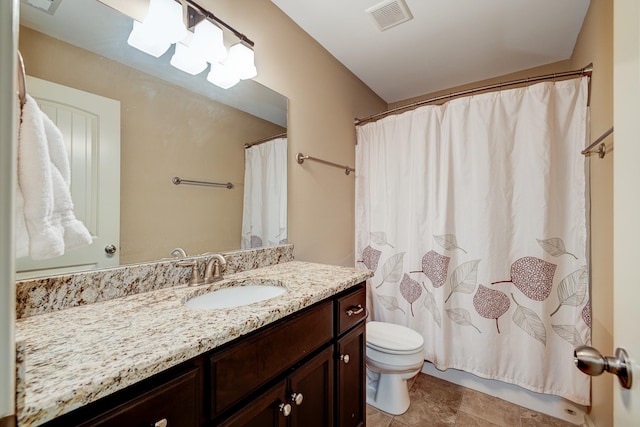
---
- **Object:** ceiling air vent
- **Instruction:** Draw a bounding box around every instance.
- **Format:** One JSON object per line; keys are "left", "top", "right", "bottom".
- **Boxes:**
{"left": 366, "top": 0, "right": 413, "bottom": 32}
{"left": 22, "top": 0, "right": 63, "bottom": 15}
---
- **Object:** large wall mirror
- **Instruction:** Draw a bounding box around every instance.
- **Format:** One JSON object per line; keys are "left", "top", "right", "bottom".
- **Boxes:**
{"left": 17, "top": 0, "right": 288, "bottom": 279}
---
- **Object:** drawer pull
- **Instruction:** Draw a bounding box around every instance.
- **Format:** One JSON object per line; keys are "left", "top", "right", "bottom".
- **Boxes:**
{"left": 291, "top": 392, "right": 304, "bottom": 406}
{"left": 340, "top": 354, "right": 350, "bottom": 364}
{"left": 279, "top": 402, "right": 292, "bottom": 417}
{"left": 346, "top": 305, "right": 364, "bottom": 317}
{"left": 154, "top": 419, "right": 168, "bottom": 427}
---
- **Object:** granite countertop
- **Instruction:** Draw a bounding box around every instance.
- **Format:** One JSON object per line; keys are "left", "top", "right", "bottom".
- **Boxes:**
{"left": 15, "top": 261, "right": 372, "bottom": 426}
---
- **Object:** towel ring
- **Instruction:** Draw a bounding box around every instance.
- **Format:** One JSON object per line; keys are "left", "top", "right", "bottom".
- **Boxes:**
{"left": 17, "top": 50, "right": 27, "bottom": 110}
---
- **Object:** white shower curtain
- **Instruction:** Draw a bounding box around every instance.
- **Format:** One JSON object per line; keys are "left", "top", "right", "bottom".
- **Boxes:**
{"left": 241, "top": 137, "right": 287, "bottom": 249}
{"left": 355, "top": 78, "right": 591, "bottom": 404}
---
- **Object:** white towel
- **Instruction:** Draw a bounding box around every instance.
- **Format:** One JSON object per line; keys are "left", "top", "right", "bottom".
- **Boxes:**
{"left": 16, "top": 94, "right": 92, "bottom": 260}
{"left": 42, "top": 113, "right": 92, "bottom": 251}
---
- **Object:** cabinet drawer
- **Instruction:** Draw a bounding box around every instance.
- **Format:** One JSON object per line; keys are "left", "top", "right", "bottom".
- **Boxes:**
{"left": 209, "top": 300, "right": 333, "bottom": 418}
{"left": 335, "top": 285, "right": 366, "bottom": 335}
{"left": 77, "top": 367, "right": 200, "bottom": 427}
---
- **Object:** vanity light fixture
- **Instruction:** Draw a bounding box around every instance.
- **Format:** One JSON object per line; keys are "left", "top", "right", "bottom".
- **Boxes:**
{"left": 126, "top": 0, "right": 257, "bottom": 89}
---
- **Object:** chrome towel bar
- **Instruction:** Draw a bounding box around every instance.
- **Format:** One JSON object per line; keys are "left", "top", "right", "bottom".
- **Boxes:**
{"left": 172, "top": 177, "right": 233, "bottom": 189}
{"left": 581, "top": 126, "right": 613, "bottom": 159}
{"left": 296, "top": 153, "right": 355, "bottom": 176}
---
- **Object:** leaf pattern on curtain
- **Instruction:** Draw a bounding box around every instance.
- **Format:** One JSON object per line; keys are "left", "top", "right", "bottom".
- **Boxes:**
{"left": 582, "top": 299, "right": 592, "bottom": 327}
{"left": 355, "top": 77, "right": 591, "bottom": 405}
{"left": 492, "top": 257, "right": 556, "bottom": 301}
{"left": 411, "top": 250, "right": 450, "bottom": 288}
{"left": 473, "top": 285, "right": 510, "bottom": 333}
{"left": 376, "top": 252, "right": 405, "bottom": 288}
{"left": 400, "top": 274, "right": 422, "bottom": 316}
{"left": 422, "top": 283, "right": 442, "bottom": 327}
{"left": 550, "top": 266, "right": 589, "bottom": 316}
{"left": 552, "top": 325, "right": 586, "bottom": 347}
{"left": 250, "top": 235, "right": 263, "bottom": 248}
{"left": 446, "top": 308, "right": 481, "bottom": 333}
{"left": 358, "top": 245, "right": 382, "bottom": 272}
{"left": 537, "top": 237, "right": 578, "bottom": 260}
{"left": 378, "top": 295, "right": 406, "bottom": 314}
{"left": 434, "top": 234, "right": 468, "bottom": 253}
{"left": 511, "top": 293, "right": 547, "bottom": 346}
{"left": 371, "top": 231, "right": 395, "bottom": 248}
{"left": 445, "top": 259, "right": 481, "bottom": 303}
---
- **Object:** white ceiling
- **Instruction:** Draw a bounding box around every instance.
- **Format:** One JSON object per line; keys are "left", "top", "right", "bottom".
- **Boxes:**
{"left": 271, "top": 0, "right": 590, "bottom": 103}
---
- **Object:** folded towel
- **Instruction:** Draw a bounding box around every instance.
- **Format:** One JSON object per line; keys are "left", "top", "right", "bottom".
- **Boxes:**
{"left": 42, "top": 113, "right": 92, "bottom": 251}
{"left": 16, "top": 94, "right": 92, "bottom": 260}
{"left": 17, "top": 94, "right": 64, "bottom": 260}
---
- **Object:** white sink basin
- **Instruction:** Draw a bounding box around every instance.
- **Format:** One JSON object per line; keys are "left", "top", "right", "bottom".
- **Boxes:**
{"left": 184, "top": 284, "right": 286, "bottom": 309}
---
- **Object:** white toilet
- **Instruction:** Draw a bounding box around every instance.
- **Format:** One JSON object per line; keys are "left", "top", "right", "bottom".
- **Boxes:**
{"left": 366, "top": 321, "right": 425, "bottom": 415}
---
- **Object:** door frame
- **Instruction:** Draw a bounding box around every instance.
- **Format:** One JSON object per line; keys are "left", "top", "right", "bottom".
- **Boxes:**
{"left": 0, "top": 0, "right": 18, "bottom": 421}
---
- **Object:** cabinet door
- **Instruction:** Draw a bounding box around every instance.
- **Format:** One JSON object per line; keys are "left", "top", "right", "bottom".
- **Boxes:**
{"left": 217, "top": 380, "right": 288, "bottom": 427}
{"left": 76, "top": 367, "right": 199, "bottom": 427}
{"left": 289, "top": 346, "right": 334, "bottom": 427}
{"left": 336, "top": 323, "right": 365, "bottom": 427}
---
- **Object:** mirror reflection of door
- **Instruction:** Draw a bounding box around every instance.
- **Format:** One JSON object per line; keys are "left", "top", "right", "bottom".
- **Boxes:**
{"left": 16, "top": 76, "right": 120, "bottom": 280}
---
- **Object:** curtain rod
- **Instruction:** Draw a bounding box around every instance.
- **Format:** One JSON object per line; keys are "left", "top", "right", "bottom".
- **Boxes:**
{"left": 296, "top": 153, "right": 355, "bottom": 176}
{"left": 355, "top": 63, "right": 594, "bottom": 126}
{"left": 244, "top": 132, "right": 287, "bottom": 149}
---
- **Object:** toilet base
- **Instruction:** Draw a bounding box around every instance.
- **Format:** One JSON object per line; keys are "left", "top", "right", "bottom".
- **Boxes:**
{"left": 366, "top": 368, "right": 417, "bottom": 415}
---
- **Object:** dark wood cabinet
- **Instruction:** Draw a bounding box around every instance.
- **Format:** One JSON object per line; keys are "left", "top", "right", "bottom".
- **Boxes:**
{"left": 43, "top": 283, "right": 366, "bottom": 427}
{"left": 336, "top": 323, "right": 366, "bottom": 427}
{"left": 289, "top": 346, "right": 334, "bottom": 427}
{"left": 220, "top": 346, "right": 335, "bottom": 427}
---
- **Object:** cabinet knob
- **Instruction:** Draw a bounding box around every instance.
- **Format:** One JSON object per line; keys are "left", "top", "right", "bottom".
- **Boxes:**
{"left": 279, "top": 402, "right": 292, "bottom": 417}
{"left": 340, "top": 354, "right": 350, "bottom": 364}
{"left": 153, "top": 419, "right": 167, "bottom": 427}
{"left": 291, "top": 392, "right": 304, "bottom": 406}
{"left": 105, "top": 244, "right": 117, "bottom": 255}
{"left": 346, "top": 304, "right": 364, "bottom": 317}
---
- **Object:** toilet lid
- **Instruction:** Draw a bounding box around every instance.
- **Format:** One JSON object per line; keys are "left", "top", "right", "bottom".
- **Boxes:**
{"left": 367, "top": 321, "right": 424, "bottom": 352}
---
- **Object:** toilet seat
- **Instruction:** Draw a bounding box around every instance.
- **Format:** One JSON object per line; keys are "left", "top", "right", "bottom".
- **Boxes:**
{"left": 367, "top": 321, "right": 424, "bottom": 354}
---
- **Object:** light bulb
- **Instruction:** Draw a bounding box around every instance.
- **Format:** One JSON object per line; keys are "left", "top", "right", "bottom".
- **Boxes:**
{"left": 207, "top": 62, "right": 240, "bottom": 89}
{"left": 127, "top": 0, "right": 187, "bottom": 57}
{"left": 170, "top": 43, "right": 208, "bottom": 75}
{"left": 193, "top": 20, "right": 227, "bottom": 64}
{"left": 127, "top": 21, "right": 172, "bottom": 57}
{"left": 226, "top": 42, "right": 257, "bottom": 80}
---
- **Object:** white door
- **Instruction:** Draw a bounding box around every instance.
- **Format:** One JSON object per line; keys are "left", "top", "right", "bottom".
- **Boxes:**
{"left": 613, "top": 0, "right": 640, "bottom": 424}
{"left": 16, "top": 76, "right": 120, "bottom": 279}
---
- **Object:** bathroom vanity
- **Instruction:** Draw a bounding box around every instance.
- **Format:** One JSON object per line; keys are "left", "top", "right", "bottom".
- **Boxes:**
{"left": 15, "top": 257, "right": 371, "bottom": 427}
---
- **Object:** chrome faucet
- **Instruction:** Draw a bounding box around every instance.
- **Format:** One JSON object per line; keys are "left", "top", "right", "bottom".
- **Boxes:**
{"left": 204, "top": 253, "right": 227, "bottom": 284}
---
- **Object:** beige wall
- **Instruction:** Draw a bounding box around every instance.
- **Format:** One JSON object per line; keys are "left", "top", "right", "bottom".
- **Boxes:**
{"left": 570, "top": 0, "right": 614, "bottom": 425}
{"left": 19, "top": 26, "right": 285, "bottom": 264}
{"left": 387, "top": 1, "right": 614, "bottom": 424}
{"left": 203, "top": 0, "right": 387, "bottom": 266}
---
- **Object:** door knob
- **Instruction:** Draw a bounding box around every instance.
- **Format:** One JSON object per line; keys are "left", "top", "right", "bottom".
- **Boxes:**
{"left": 105, "top": 244, "right": 117, "bottom": 255}
{"left": 574, "top": 346, "right": 632, "bottom": 389}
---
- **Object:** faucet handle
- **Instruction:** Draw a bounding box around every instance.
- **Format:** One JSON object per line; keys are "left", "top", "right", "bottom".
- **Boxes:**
{"left": 204, "top": 254, "right": 227, "bottom": 284}
{"left": 177, "top": 260, "right": 203, "bottom": 286}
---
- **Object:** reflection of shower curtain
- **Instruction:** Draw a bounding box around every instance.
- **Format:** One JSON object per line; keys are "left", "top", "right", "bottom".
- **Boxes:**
{"left": 241, "top": 137, "right": 287, "bottom": 249}
{"left": 355, "top": 78, "right": 591, "bottom": 404}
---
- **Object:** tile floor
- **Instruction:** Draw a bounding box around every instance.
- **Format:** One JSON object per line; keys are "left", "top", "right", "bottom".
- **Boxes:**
{"left": 366, "top": 373, "right": 581, "bottom": 427}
